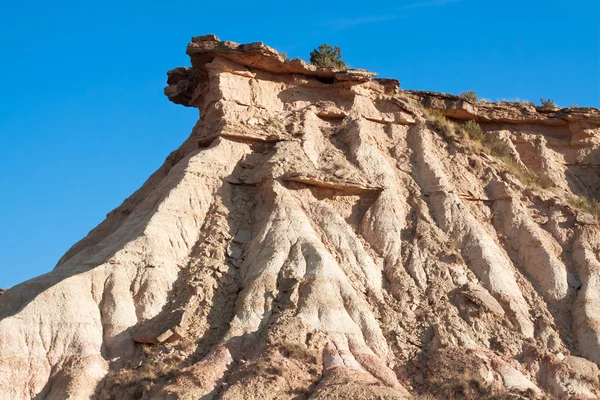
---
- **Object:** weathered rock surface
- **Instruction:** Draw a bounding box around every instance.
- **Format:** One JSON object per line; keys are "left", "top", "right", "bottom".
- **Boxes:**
{"left": 1, "top": 35, "right": 600, "bottom": 399}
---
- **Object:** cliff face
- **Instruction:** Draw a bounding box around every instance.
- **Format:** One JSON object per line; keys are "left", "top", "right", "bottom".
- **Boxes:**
{"left": 1, "top": 35, "right": 600, "bottom": 399}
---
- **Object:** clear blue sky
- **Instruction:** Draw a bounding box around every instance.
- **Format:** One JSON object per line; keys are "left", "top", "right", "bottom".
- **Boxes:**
{"left": 0, "top": 0, "right": 598, "bottom": 288}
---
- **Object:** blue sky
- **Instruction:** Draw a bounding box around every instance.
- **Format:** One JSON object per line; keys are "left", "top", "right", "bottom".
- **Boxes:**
{"left": 0, "top": 0, "right": 598, "bottom": 288}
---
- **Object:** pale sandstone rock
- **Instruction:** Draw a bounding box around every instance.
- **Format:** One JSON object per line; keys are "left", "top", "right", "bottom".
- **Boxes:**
{"left": 492, "top": 358, "right": 541, "bottom": 394}
{"left": 542, "top": 355, "right": 600, "bottom": 399}
{"left": 1, "top": 35, "right": 600, "bottom": 399}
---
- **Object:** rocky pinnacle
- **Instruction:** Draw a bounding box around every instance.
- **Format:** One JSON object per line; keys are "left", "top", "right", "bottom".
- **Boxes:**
{"left": 1, "top": 35, "right": 599, "bottom": 399}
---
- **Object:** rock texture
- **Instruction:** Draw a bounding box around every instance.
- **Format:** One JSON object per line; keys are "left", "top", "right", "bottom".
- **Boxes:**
{"left": 1, "top": 35, "right": 600, "bottom": 399}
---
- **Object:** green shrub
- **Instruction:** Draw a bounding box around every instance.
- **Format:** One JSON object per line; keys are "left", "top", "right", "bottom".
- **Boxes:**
{"left": 539, "top": 98, "right": 556, "bottom": 108}
{"left": 309, "top": 44, "right": 347, "bottom": 69}
{"left": 484, "top": 135, "right": 511, "bottom": 159}
{"left": 278, "top": 51, "right": 287, "bottom": 60}
{"left": 460, "top": 120, "right": 509, "bottom": 157}
{"left": 462, "top": 120, "right": 485, "bottom": 142}
{"left": 459, "top": 90, "right": 478, "bottom": 102}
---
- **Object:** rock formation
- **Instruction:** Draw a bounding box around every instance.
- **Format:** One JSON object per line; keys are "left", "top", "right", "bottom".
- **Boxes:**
{"left": 1, "top": 35, "right": 600, "bottom": 399}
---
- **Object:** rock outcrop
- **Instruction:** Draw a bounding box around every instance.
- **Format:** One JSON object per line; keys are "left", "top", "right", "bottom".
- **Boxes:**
{"left": 1, "top": 35, "right": 600, "bottom": 399}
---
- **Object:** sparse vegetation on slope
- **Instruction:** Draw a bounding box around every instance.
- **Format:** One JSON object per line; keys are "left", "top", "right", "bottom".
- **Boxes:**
{"left": 461, "top": 119, "right": 485, "bottom": 143}
{"left": 426, "top": 109, "right": 457, "bottom": 139}
{"left": 501, "top": 157, "right": 553, "bottom": 188}
{"left": 423, "top": 373, "right": 528, "bottom": 400}
{"left": 567, "top": 194, "right": 600, "bottom": 223}
{"left": 462, "top": 120, "right": 512, "bottom": 159}
{"left": 426, "top": 111, "right": 552, "bottom": 188}
{"left": 98, "top": 345, "right": 180, "bottom": 399}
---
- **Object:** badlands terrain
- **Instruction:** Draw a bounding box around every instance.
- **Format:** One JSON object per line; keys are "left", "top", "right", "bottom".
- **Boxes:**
{"left": 1, "top": 35, "right": 600, "bottom": 399}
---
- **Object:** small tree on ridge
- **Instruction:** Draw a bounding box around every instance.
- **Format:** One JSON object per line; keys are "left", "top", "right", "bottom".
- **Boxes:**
{"left": 310, "top": 44, "right": 347, "bottom": 69}
{"left": 459, "top": 90, "right": 478, "bottom": 102}
{"left": 540, "top": 98, "right": 557, "bottom": 109}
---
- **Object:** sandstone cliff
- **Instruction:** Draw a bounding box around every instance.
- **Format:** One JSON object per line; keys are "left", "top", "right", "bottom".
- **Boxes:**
{"left": 1, "top": 35, "right": 600, "bottom": 399}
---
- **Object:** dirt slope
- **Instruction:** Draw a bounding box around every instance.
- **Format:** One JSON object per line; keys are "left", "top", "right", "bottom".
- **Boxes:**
{"left": 1, "top": 35, "right": 599, "bottom": 399}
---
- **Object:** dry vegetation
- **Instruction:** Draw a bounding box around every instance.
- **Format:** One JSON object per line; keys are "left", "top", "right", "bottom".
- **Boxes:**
{"left": 278, "top": 342, "right": 317, "bottom": 362}
{"left": 567, "top": 194, "right": 600, "bottom": 223}
{"left": 419, "top": 374, "right": 535, "bottom": 400}
{"left": 459, "top": 90, "right": 478, "bottom": 102}
{"left": 252, "top": 357, "right": 285, "bottom": 377}
{"left": 97, "top": 345, "right": 181, "bottom": 399}
{"left": 427, "top": 109, "right": 457, "bottom": 139}
{"left": 271, "top": 339, "right": 322, "bottom": 368}
{"left": 426, "top": 110, "right": 553, "bottom": 189}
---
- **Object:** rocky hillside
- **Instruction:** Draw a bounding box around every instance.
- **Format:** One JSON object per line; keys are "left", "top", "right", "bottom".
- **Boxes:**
{"left": 1, "top": 35, "right": 600, "bottom": 399}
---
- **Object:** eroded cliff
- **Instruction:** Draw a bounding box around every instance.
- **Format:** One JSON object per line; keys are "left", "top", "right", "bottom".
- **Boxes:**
{"left": 1, "top": 35, "right": 600, "bottom": 399}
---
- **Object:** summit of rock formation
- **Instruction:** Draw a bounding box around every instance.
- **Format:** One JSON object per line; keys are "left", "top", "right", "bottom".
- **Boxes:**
{"left": 1, "top": 35, "right": 600, "bottom": 399}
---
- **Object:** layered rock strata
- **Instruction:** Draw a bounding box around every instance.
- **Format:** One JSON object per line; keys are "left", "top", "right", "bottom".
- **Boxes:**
{"left": 1, "top": 35, "right": 600, "bottom": 399}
